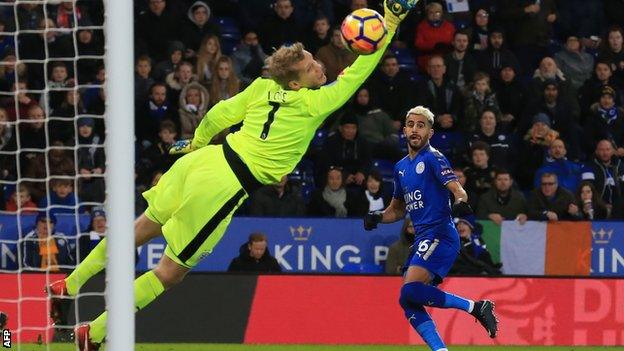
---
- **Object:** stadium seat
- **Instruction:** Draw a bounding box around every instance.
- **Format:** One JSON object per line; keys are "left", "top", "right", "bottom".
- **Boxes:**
{"left": 372, "top": 159, "right": 395, "bottom": 182}
{"left": 392, "top": 48, "right": 415, "bottom": 66}
{"left": 215, "top": 17, "right": 241, "bottom": 36}
{"left": 310, "top": 129, "right": 328, "bottom": 151}
{"left": 398, "top": 133, "right": 408, "bottom": 153}
{"left": 341, "top": 263, "right": 384, "bottom": 274}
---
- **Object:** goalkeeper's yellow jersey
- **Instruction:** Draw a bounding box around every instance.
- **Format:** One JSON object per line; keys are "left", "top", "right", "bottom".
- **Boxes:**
{"left": 192, "top": 31, "right": 395, "bottom": 185}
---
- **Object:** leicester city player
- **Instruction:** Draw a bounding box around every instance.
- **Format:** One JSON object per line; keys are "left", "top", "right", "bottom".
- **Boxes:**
{"left": 364, "top": 106, "right": 498, "bottom": 351}
{"left": 45, "top": 1, "right": 417, "bottom": 350}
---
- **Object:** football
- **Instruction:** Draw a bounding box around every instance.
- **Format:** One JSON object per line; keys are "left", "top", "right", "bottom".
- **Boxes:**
{"left": 340, "top": 8, "right": 388, "bottom": 55}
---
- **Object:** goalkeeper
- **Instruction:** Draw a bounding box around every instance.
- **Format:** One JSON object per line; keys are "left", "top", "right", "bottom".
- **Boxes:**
{"left": 47, "top": 1, "right": 417, "bottom": 349}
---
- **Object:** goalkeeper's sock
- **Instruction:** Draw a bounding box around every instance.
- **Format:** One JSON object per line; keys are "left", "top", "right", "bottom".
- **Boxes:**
{"left": 89, "top": 270, "right": 165, "bottom": 343}
{"left": 400, "top": 281, "right": 473, "bottom": 312}
{"left": 402, "top": 303, "right": 446, "bottom": 350}
{"left": 65, "top": 238, "right": 108, "bottom": 296}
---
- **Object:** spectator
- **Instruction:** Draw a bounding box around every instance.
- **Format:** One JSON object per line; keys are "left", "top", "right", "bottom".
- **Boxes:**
{"left": 584, "top": 85, "right": 624, "bottom": 153}
{"left": 77, "top": 117, "right": 105, "bottom": 204}
{"left": 135, "top": 55, "right": 154, "bottom": 107}
{"left": 47, "top": 61, "right": 74, "bottom": 111}
{"left": 5, "top": 184, "right": 37, "bottom": 213}
{"left": 385, "top": 217, "right": 414, "bottom": 275}
{"left": 444, "top": 30, "right": 477, "bottom": 90}
{"left": 178, "top": 82, "right": 209, "bottom": 139}
{"left": 0, "top": 19, "right": 15, "bottom": 59}
{"left": 414, "top": 2, "right": 455, "bottom": 72}
{"left": 361, "top": 170, "right": 389, "bottom": 212}
{"left": 493, "top": 64, "right": 525, "bottom": 132}
{"left": 20, "top": 213, "right": 75, "bottom": 271}
{"left": 463, "top": 141, "right": 494, "bottom": 198}
{"left": 449, "top": 216, "right": 501, "bottom": 275}
{"left": 529, "top": 57, "right": 576, "bottom": 107}
{"left": 554, "top": 35, "right": 595, "bottom": 93}
{"left": 556, "top": 0, "right": 605, "bottom": 52}
{"left": 209, "top": 56, "right": 240, "bottom": 106}
{"left": 470, "top": 8, "right": 491, "bottom": 51}
{"left": 498, "top": 0, "right": 556, "bottom": 75}
{"left": 19, "top": 105, "right": 46, "bottom": 151}
{"left": 50, "top": 90, "right": 85, "bottom": 145}
{"left": 369, "top": 55, "right": 415, "bottom": 121}
{"left": 0, "top": 52, "right": 27, "bottom": 92}
{"left": 77, "top": 207, "right": 107, "bottom": 262}
{"left": 195, "top": 35, "right": 222, "bottom": 86}
{"left": 227, "top": 232, "right": 282, "bottom": 273}
{"left": 583, "top": 139, "right": 624, "bottom": 216}
{"left": 461, "top": 71, "right": 501, "bottom": 133}
{"left": 166, "top": 61, "right": 198, "bottom": 108}
{"left": 75, "top": 20, "right": 103, "bottom": 84}
{"left": 135, "top": 0, "right": 178, "bottom": 61}
{"left": 517, "top": 112, "right": 560, "bottom": 189}
{"left": 319, "top": 114, "right": 371, "bottom": 187}
{"left": 291, "top": 0, "right": 334, "bottom": 30}
{"left": 138, "top": 120, "right": 178, "bottom": 180}
{"left": 249, "top": 176, "right": 306, "bottom": 217}
{"left": 179, "top": 1, "right": 220, "bottom": 55}
{"left": 232, "top": 31, "right": 268, "bottom": 85}
{"left": 316, "top": 27, "right": 356, "bottom": 83}
{"left": 598, "top": 26, "right": 624, "bottom": 81}
{"left": 153, "top": 41, "right": 184, "bottom": 82}
{"left": 524, "top": 80, "right": 582, "bottom": 159}
{"left": 38, "top": 178, "right": 81, "bottom": 215}
{"left": 476, "top": 169, "right": 527, "bottom": 225}
{"left": 346, "top": 87, "right": 400, "bottom": 160}
{"left": 468, "top": 109, "right": 515, "bottom": 171}
{"left": 534, "top": 139, "right": 584, "bottom": 193}
{"left": 5, "top": 81, "right": 39, "bottom": 122}
{"left": 308, "top": 166, "right": 367, "bottom": 217}
{"left": 0, "top": 107, "right": 16, "bottom": 180}
{"left": 574, "top": 181, "right": 609, "bottom": 220}
{"left": 578, "top": 61, "right": 622, "bottom": 120}
{"left": 50, "top": 1, "right": 84, "bottom": 30}
{"left": 415, "top": 56, "right": 461, "bottom": 125}
{"left": 304, "top": 15, "right": 331, "bottom": 56}
{"left": 135, "top": 82, "right": 177, "bottom": 145}
{"left": 527, "top": 173, "right": 577, "bottom": 221}
{"left": 48, "top": 141, "right": 75, "bottom": 177}
{"left": 476, "top": 28, "right": 520, "bottom": 79}
{"left": 259, "top": 0, "right": 301, "bottom": 54}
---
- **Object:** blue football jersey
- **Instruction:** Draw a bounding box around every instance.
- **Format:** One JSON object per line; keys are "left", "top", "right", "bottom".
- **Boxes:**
{"left": 393, "top": 144, "right": 458, "bottom": 239}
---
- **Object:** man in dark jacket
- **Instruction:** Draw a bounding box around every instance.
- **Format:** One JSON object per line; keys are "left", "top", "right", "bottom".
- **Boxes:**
{"left": 444, "top": 30, "right": 477, "bottom": 90}
{"left": 368, "top": 54, "right": 415, "bottom": 120}
{"left": 414, "top": 55, "right": 462, "bottom": 126}
{"left": 477, "top": 28, "right": 520, "bottom": 79}
{"left": 477, "top": 169, "right": 528, "bottom": 225}
{"left": 583, "top": 139, "right": 624, "bottom": 218}
{"left": 249, "top": 176, "right": 306, "bottom": 217}
{"left": 179, "top": 1, "right": 220, "bottom": 54}
{"left": 259, "top": 0, "right": 302, "bottom": 54}
{"left": 20, "top": 213, "right": 75, "bottom": 270}
{"left": 527, "top": 173, "right": 578, "bottom": 220}
{"left": 135, "top": 0, "right": 178, "bottom": 61}
{"left": 228, "top": 233, "right": 282, "bottom": 273}
{"left": 449, "top": 216, "right": 501, "bottom": 276}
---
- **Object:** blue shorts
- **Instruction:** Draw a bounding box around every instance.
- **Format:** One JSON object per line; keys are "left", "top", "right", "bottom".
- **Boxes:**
{"left": 404, "top": 226, "right": 460, "bottom": 285}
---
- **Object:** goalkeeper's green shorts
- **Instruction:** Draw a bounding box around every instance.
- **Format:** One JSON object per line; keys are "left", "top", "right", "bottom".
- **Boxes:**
{"left": 143, "top": 142, "right": 261, "bottom": 268}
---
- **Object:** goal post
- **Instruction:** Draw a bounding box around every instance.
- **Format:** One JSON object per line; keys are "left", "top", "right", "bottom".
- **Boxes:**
{"left": 103, "top": 0, "right": 135, "bottom": 349}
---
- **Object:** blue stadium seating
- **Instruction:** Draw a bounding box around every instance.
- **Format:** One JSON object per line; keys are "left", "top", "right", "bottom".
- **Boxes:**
{"left": 372, "top": 159, "right": 394, "bottom": 182}
{"left": 310, "top": 129, "right": 328, "bottom": 151}
{"left": 216, "top": 17, "right": 241, "bottom": 36}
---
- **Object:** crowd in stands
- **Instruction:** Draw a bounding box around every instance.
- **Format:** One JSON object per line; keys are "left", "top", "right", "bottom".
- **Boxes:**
{"left": 0, "top": 0, "right": 623, "bottom": 246}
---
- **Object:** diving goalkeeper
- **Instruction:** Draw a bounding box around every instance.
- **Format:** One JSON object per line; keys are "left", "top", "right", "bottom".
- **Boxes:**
{"left": 46, "top": 1, "right": 417, "bottom": 349}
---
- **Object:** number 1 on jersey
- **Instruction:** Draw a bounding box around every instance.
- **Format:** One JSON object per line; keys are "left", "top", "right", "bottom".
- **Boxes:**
{"left": 260, "top": 101, "right": 280, "bottom": 140}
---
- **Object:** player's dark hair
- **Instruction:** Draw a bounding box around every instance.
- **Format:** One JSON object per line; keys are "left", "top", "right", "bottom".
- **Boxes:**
{"left": 248, "top": 232, "right": 267, "bottom": 243}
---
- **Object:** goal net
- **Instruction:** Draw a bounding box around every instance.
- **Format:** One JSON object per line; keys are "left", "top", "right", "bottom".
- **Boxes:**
{"left": 0, "top": 0, "right": 133, "bottom": 348}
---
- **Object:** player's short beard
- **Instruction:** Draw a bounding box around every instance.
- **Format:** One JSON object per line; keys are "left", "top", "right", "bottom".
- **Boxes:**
{"left": 408, "top": 134, "right": 429, "bottom": 153}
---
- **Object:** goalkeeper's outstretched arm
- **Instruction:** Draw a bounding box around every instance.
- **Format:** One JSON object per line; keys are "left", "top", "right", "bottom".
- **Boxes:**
{"left": 306, "top": 0, "right": 416, "bottom": 119}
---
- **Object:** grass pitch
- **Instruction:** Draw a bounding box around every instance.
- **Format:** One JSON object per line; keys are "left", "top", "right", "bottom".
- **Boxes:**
{"left": 16, "top": 344, "right": 624, "bottom": 351}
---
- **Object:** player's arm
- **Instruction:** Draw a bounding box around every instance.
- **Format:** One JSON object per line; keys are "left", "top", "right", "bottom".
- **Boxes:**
{"left": 306, "top": 0, "right": 415, "bottom": 118}
{"left": 192, "top": 80, "right": 258, "bottom": 148}
{"left": 447, "top": 180, "right": 473, "bottom": 217}
{"left": 364, "top": 198, "right": 406, "bottom": 231}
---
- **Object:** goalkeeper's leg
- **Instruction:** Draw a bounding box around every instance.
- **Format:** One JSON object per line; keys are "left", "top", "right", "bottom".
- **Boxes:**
{"left": 87, "top": 254, "right": 188, "bottom": 344}
{"left": 47, "top": 215, "right": 162, "bottom": 325}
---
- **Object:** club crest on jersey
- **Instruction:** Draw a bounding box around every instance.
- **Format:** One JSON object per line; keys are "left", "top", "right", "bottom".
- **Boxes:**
{"left": 416, "top": 161, "right": 425, "bottom": 174}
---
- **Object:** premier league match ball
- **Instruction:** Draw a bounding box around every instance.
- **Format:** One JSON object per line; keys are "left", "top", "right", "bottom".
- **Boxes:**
{"left": 340, "top": 8, "right": 388, "bottom": 55}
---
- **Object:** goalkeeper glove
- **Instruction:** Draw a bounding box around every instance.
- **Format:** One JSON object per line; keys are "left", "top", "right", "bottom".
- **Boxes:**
{"left": 384, "top": 0, "right": 418, "bottom": 32}
{"left": 364, "top": 210, "right": 384, "bottom": 231}
{"left": 452, "top": 201, "right": 473, "bottom": 218}
{"left": 168, "top": 139, "right": 196, "bottom": 155}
